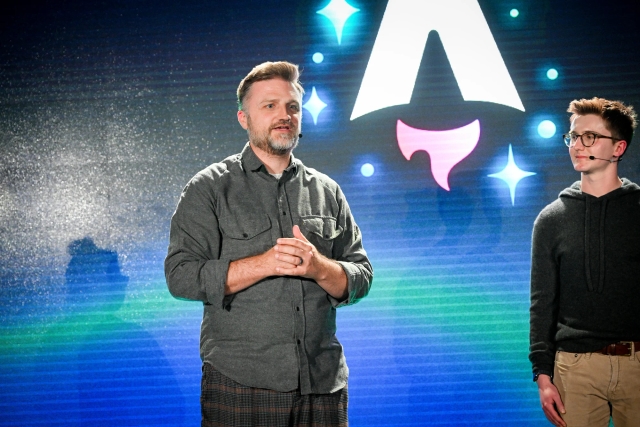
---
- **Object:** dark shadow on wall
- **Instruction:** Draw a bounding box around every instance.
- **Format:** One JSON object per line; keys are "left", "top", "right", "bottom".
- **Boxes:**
{"left": 32, "top": 237, "right": 186, "bottom": 426}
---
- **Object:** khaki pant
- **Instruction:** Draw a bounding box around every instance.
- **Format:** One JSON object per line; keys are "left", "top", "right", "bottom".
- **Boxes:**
{"left": 554, "top": 349, "right": 640, "bottom": 427}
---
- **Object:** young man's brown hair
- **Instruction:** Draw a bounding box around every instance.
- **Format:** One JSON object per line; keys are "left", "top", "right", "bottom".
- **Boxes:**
{"left": 568, "top": 97, "right": 637, "bottom": 156}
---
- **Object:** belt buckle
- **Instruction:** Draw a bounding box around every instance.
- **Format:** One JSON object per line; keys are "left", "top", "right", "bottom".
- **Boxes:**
{"left": 617, "top": 341, "right": 633, "bottom": 356}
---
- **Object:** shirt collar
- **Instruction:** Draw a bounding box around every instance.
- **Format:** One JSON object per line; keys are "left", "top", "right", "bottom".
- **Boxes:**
{"left": 240, "top": 142, "right": 300, "bottom": 175}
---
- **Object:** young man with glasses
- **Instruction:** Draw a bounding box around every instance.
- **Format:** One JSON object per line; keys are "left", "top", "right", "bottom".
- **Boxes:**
{"left": 529, "top": 97, "right": 639, "bottom": 427}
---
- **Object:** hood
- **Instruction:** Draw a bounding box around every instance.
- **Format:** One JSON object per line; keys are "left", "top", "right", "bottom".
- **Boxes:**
{"left": 558, "top": 178, "right": 640, "bottom": 293}
{"left": 559, "top": 178, "right": 640, "bottom": 200}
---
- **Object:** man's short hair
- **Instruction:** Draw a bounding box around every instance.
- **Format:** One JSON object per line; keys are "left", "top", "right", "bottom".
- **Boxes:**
{"left": 237, "top": 61, "right": 304, "bottom": 110}
{"left": 568, "top": 97, "right": 637, "bottom": 155}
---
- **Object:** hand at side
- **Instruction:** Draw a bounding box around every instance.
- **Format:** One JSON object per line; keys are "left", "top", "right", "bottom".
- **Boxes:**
{"left": 537, "top": 374, "right": 566, "bottom": 427}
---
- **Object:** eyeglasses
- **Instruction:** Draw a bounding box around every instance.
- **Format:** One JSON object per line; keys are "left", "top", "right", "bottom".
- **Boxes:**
{"left": 563, "top": 131, "right": 620, "bottom": 147}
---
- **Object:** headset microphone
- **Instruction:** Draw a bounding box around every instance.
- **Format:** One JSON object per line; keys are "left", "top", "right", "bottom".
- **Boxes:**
{"left": 298, "top": 133, "right": 303, "bottom": 138}
{"left": 588, "top": 156, "right": 620, "bottom": 163}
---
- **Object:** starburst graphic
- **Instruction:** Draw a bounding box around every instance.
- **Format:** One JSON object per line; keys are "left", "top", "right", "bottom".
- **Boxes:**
{"left": 488, "top": 144, "right": 536, "bottom": 205}
{"left": 312, "top": 1, "right": 536, "bottom": 203}
{"left": 303, "top": 87, "right": 327, "bottom": 125}
{"left": 317, "top": 0, "right": 360, "bottom": 45}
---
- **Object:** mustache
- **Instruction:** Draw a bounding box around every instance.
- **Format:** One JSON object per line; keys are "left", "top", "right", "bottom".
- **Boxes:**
{"left": 270, "top": 120, "right": 294, "bottom": 130}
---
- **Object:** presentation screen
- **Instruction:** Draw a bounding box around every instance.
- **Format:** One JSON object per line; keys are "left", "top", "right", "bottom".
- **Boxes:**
{"left": 2, "top": 0, "right": 639, "bottom": 425}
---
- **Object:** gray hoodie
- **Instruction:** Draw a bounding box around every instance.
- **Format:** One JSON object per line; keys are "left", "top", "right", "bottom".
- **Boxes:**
{"left": 529, "top": 178, "right": 640, "bottom": 375}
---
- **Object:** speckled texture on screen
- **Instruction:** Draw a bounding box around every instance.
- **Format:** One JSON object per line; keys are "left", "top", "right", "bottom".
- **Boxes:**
{"left": 2, "top": 1, "right": 640, "bottom": 426}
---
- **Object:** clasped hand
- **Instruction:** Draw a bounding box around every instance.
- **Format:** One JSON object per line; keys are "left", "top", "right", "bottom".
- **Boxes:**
{"left": 273, "top": 225, "right": 318, "bottom": 279}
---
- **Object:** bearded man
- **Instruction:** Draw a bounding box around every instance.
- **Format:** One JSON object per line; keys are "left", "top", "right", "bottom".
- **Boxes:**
{"left": 165, "top": 61, "right": 373, "bottom": 427}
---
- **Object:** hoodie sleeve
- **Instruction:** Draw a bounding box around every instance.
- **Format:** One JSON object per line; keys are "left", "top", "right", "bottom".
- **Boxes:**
{"left": 529, "top": 208, "right": 560, "bottom": 375}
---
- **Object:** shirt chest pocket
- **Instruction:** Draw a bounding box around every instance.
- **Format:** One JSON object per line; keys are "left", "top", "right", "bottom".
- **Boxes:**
{"left": 218, "top": 214, "right": 273, "bottom": 259}
{"left": 301, "top": 216, "right": 342, "bottom": 257}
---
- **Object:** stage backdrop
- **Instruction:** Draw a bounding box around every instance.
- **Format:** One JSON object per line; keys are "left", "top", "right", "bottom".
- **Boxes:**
{"left": 2, "top": 0, "right": 640, "bottom": 425}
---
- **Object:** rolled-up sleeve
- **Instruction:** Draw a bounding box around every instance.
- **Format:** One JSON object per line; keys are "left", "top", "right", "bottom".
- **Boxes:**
{"left": 164, "top": 175, "right": 229, "bottom": 309}
{"left": 330, "top": 186, "right": 373, "bottom": 308}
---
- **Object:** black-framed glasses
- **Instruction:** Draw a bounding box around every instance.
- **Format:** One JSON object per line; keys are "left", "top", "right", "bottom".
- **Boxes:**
{"left": 563, "top": 131, "right": 619, "bottom": 147}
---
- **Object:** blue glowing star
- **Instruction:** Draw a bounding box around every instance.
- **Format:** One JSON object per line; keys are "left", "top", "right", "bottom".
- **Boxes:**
{"left": 488, "top": 144, "right": 536, "bottom": 205}
{"left": 313, "top": 52, "right": 324, "bottom": 64}
{"left": 538, "top": 120, "right": 556, "bottom": 138}
{"left": 547, "top": 68, "right": 558, "bottom": 80}
{"left": 317, "top": 0, "right": 360, "bottom": 45}
{"left": 303, "top": 87, "right": 327, "bottom": 125}
{"left": 361, "top": 163, "right": 374, "bottom": 177}
{"left": 510, "top": 9, "right": 519, "bottom": 18}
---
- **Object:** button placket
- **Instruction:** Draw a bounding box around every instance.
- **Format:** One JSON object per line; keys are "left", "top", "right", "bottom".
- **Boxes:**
{"left": 277, "top": 179, "right": 293, "bottom": 237}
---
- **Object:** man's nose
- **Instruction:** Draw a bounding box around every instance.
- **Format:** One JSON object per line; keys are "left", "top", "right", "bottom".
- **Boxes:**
{"left": 276, "top": 105, "right": 291, "bottom": 121}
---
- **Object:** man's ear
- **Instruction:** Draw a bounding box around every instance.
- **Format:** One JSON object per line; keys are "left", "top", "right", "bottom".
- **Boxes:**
{"left": 614, "top": 140, "right": 627, "bottom": 157}
{"left": 237, "top": 109, "right": 248, "bottom": 130}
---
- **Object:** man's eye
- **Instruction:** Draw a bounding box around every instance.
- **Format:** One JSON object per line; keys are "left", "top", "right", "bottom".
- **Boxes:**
{"left": 289, "top": 105, "right": 299, "bottom": 111}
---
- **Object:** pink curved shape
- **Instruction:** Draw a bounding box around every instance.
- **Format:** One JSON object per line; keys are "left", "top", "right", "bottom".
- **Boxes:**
{"left": 396, "top": 119, "right": 481, "bottom": 191}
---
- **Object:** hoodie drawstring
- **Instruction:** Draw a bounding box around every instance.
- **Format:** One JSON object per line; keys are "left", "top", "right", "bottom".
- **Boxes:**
{"left": 584, "top": 201, "right": 594, "bottom": 292}
{"left": 597, "top": 200, "right": 608, "bottom": 293}
{"left": 584, "top": 198, "right": 609, "bottom": 293}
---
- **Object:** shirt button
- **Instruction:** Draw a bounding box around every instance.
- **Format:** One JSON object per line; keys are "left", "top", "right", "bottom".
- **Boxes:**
{"left": 242, "top": 233, "right": 248, "bottom": 238}
{"left": 297, "top": 339, "right": 301, "bottom": 344}
{"left": 296, "top": 307, "right": 300, "bottom": 311}
{"left": 282, "top": 211, "right": 286, "bottom": 216}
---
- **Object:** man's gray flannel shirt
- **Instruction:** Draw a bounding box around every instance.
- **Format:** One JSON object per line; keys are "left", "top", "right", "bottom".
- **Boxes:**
{"left": 165, "top": 143, "right": 373, "bottom": 395}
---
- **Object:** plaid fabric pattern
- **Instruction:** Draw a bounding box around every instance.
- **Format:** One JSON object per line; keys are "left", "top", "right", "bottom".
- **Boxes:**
{"left": 201, "top": 363, "right": 348, "bottom": 427}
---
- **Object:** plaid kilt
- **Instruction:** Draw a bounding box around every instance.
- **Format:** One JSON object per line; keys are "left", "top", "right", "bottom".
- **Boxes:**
{"left": 201, "top": 363, "right": 348, "bottom": 427}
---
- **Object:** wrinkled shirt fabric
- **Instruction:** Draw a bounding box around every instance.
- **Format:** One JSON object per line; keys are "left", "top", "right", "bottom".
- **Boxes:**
{"left": 165, "top": 143, "right": 373, "bottom": 395}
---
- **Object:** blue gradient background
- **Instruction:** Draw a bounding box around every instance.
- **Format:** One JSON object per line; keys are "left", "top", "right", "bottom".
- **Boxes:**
{"left": 1, "top": 1, "right": 640, "bottom": 425}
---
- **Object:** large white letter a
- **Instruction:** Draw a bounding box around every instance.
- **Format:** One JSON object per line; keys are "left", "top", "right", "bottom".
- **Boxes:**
{"left": 351, "top": 0, "right": 525, "bottom": 120}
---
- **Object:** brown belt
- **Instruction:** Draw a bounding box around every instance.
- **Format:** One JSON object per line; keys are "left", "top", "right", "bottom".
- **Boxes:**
{"left": 593, "top": 341, "right": 640, "bottom": 356}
